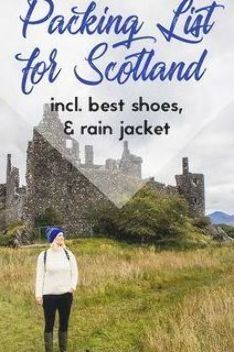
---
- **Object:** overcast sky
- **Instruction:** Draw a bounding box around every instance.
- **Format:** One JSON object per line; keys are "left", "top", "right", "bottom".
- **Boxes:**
{"left": 0, "top": 0, "right": 233, "bottom": 214}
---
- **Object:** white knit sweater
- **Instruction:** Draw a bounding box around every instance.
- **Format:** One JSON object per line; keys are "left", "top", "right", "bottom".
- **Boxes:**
{"left": 35, "top": 247, "right": 79, "bottom": 297}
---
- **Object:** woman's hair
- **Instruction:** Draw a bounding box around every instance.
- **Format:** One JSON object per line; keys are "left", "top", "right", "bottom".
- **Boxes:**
{"left": 50, "top": 241, "right": 67, "bottom": 249}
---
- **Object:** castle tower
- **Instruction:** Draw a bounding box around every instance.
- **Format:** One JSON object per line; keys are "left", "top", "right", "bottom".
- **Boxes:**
{"left": 5, "top": 154, "right": 23, "bottom": 225}
{"left": 36, "top": 103, "right": 81, "bottom": 165}
{"left": 119, "top": 141, "right": 142, "bottom": 179}
{"left": 6, "top": 154, "right": 19, "bottom": 199}
{"left": 175, "top": 157, "right": 205, "bottom": 218}
{"left": 22, "top": 105, "right": 113, "bottom": 233}
{"left": 6, "top": 154, "right": 11, "bottom": 184}
{"left": 123, "top": 140, "right": 129, "bottom": 154}
{"left": 85, "top": 145, "right": 94, "bottom": 166}
{"left": 182, "top": 157, "right": 189, "bottom": 174}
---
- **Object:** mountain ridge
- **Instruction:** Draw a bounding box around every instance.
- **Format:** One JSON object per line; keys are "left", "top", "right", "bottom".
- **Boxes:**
{"left": 208, "top": 211, "right": 234, "bottom": 225}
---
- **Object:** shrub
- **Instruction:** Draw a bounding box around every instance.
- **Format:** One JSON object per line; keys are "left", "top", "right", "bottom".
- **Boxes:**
{"left": 34, "top": 207, "right": 64, "bottom": 240}
{"left": 219, "top": 224, "right": 234, "bottom": 238}
{"left": 35, "top": 207, "right": 63, "bottom": 228}
{"left": 92, "top": 187, "right": 189, "bottom": 244}
{"left": 0, "top": 233, "right": 15, "bottom": 246}
{"left": 192, "top": 216, "right": 211, "bottom": 229}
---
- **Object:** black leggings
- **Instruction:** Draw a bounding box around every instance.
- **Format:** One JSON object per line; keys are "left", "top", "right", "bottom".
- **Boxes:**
{"left": 42, "top": 292, "right": 73, "bottom": 333}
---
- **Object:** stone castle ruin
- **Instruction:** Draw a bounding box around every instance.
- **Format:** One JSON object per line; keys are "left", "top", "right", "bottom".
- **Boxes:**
{"left": 0, "top": 105, "right": 205, "bottom": 235}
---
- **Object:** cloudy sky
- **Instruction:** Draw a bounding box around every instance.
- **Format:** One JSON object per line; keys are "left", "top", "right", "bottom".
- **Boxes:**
{"left": 0, "top": 0, "right": 233, "bottom": 214}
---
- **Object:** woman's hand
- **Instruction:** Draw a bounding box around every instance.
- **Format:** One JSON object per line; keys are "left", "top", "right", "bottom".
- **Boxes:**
{"left": 36, "top": 297, "right": 43, "bottom": 305}
{"left": 69, "top": 288, "right": 75, "bottom": 293}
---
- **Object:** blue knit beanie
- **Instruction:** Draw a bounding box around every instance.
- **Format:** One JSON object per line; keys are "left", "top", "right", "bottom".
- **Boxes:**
{"left": 45, "top": 227, "right": 64, "bottom": 243}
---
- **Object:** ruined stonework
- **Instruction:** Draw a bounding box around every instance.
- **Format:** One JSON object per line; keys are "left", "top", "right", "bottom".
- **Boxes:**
{"left": 119, "top": 141, "right": 142, "bottom": 179}
{"left": 5, "top": 154, "right": 26, "bottom": 223}
{"left": 0, "top": 184, "right": 6, "bottom": 231}
{"left": 0, "top": 154, "right": 26, "bottom": 230}
{"left": 0, "top": 105, "right": 205, "bottom": 235}
{"left": 23, "top": 128, "right": 113, "bottom": 234}
{"left": 175, "top": 157, "right": 205, "bottom": 217}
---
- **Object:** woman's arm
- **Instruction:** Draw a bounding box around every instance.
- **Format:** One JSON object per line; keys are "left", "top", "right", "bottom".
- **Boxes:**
{"left": 70, "top": 252, "right": 79, "bottom": 291}
{"left": 35, "top": 252, "right": 45, "bottom": 301}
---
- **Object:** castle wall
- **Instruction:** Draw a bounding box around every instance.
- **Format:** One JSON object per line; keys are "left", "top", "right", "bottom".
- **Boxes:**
{"left": 23, "top": 130, "right": 113, "bottom": 235}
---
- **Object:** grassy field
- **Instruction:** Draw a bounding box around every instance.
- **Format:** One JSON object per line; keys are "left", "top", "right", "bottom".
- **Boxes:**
{"left": 0, "top": 237, "right": 234, "bottom": 352}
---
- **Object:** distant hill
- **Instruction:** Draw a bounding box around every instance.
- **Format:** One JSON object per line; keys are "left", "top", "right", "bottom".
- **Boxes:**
{"left": 208, "top": 212, "right": 234, "bottom": 225}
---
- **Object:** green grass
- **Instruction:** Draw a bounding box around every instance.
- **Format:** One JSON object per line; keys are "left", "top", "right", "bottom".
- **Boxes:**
{"left": 0, "top": 237, "right": 234, "bottom": 352}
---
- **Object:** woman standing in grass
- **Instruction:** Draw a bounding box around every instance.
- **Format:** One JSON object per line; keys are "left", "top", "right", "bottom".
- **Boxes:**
{"left": 35, "top": 227, "right": 79, "bottom": 352}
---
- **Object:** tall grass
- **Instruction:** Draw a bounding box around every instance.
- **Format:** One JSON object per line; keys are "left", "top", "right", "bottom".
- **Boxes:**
{"left": 145, "top": 287, "right": 234, "bottom": 352}
{"left": 0, "top": 238, "right": 233, "bottom": 352}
